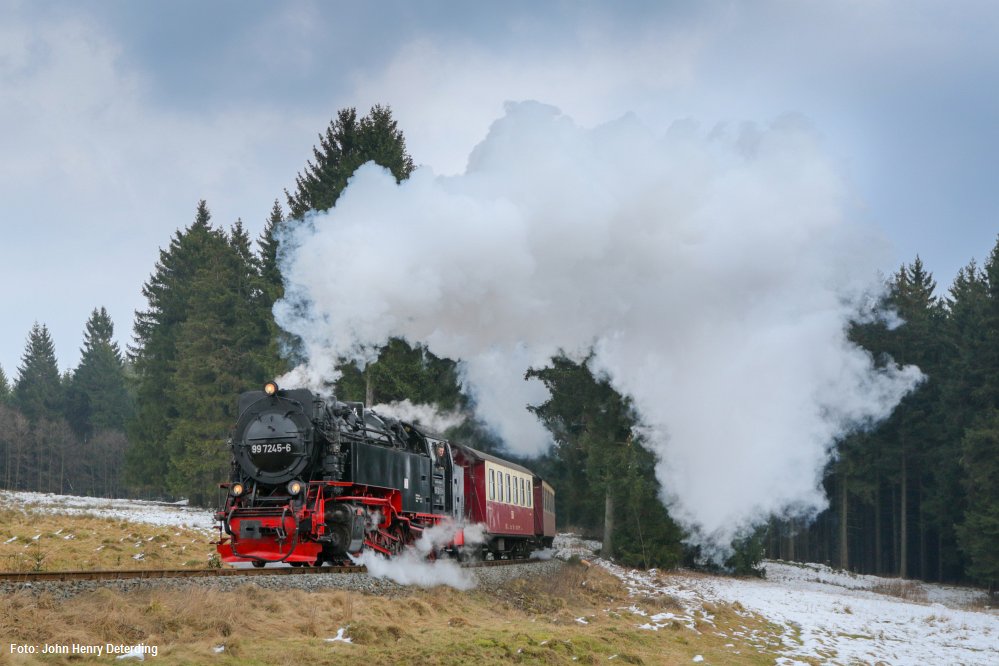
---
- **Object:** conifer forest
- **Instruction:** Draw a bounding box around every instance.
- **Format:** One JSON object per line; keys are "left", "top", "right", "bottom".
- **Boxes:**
{"left": 1, "top": 106, "right": 997, "bottom": 590}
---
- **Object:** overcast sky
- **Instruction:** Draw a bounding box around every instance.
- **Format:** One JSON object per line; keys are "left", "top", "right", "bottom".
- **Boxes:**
{"left": 2, "top": 0, "right": 997, "bottom": 378}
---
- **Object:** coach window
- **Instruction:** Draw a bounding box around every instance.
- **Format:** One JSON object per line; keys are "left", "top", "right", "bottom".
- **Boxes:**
{"left": 489, "top": 469, "right": 495, "bottom": 500}
{"left": 527, "top": 480, "right": 532, "bottom": 507}
{"left": 505, "top": 473, "right": 511, "bottom": 504}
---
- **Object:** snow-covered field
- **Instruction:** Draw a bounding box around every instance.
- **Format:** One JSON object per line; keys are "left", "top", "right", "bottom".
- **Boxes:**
{"left": 0, "top": 490, "right": 217, "bottom": 535}
{"left": 3, "top": 492, "right": 995, "bottom": 664}
{"left": 552, "top": 534, "right": 997, "bottom": 665}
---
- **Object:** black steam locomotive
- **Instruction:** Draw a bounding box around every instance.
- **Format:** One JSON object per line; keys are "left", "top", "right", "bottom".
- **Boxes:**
{"left": 216, "top": 382, "right": 555, "bottom": 566}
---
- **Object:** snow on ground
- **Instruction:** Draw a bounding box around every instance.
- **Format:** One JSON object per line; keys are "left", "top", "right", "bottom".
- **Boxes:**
{"left": 0, "top": 490, "right": 217, "bottom": 535}
{"left": 2, "top": 494, "right": 994, "bottom": 664}
{"left": 556, "top": 534, "right": 998, "bottom": 666}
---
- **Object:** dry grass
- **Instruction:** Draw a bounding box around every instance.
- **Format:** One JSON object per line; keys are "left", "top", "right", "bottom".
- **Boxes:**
{"left": 0, "top": 507, "right": 215, "bottom": 572}
{"left": 0, "top": 561, "right": 789, "bottom": 665}
{"left": 870, "top": 579, "right": 928, "bottom": 603}
{"left": 0, "top": 513, "right": 789, "bottom": 664}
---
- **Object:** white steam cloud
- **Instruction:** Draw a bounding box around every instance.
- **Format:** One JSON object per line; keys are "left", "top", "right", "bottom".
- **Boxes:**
{"left": 350, "top": 521, "right": 485, "bottom": 590}
{"left": 275, "top": 101, "right": 921, "bottom": 554}
{"left": 371, "top": 399, "right": 465, "bottom": 434}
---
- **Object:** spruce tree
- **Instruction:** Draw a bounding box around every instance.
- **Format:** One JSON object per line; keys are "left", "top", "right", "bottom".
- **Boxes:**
{"left": 285, "top": 105, "right": 414, "bottom": 219}
{"left": 258, "top": 199, "right": 284, "bottom": 299}
{"left": 13, "top": 323, "right": 63, "bottom": 423}
{"left": 165, "top": 222, "right": 270, "bottom": 503}
{"left": 956, "top": 411, "right": 999, "bottom": 587}
{"left": 127, "top": 200, "right": 225, "bottom": 495}
{"left": 527, "top": 355, "right": 685, "bottom": 568}
{"left": 257, "top": 201, "right": 291, "bottom": 378}
{"left": 0, "top": 364, "right": 10, "bottom": 404}
{"left": 956, "top": 237, "right": 999, "bottom": 586}
{"left": 66, "top": 307, "right": 132, "bottom": 439}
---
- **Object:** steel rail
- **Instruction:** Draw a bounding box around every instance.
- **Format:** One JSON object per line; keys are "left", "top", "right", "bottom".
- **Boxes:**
{"left": 0, "top": 557, "right": 541, "bottom": 584}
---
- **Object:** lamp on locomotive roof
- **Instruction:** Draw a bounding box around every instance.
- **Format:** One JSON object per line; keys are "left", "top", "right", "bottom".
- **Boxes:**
{"left": 264, "top": 381, "right": 278, "bottom": 396}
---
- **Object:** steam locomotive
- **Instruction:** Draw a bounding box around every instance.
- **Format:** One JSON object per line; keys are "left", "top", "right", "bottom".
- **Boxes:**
{"left": 216, "top": 382, "right": 556, "bottom": 566}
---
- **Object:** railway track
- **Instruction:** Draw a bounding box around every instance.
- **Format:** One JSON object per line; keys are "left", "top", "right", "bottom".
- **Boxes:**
{"left": 0, "top": 557, "right": 541, "bottom": 584}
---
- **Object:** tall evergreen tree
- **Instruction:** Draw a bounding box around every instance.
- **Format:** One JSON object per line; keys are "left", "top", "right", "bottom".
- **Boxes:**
{"left": 13, "top": 323, "right": 63, "bottom": 423}
{"left": 165, "top": 223, "right": 269, "bottom": 503}
{"left": 956, "top": 410, "right": 999, "bottom": 587}
{"left": 528, "top": 355, "right": 685, "bottom": 568}
{"left": 956, "top": 237, "right": 999, "bottom": 586}
{"left": 928, "top": 260, "right": 989, "bottom": 579}
{"left": 258, "top": 199, "right": 284, "bottom": 299}
{"left": 127, "top": 201, "right": 225, "bottom": 495}
{"left": 285, "top": 105, "right": 415, "bottom": 219}
{"left": 66, "top": 307, "right": 132, "bottom": 439}
{"left": 0, "top": 365, "right": 10, "bottom": 404}
{"left": 257, "top": 200, "right": 292, "bottom": 378}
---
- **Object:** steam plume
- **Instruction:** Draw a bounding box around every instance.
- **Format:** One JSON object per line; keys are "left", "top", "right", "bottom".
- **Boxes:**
{"left": 275, "top": 102, "right": 921, "bottom": 554}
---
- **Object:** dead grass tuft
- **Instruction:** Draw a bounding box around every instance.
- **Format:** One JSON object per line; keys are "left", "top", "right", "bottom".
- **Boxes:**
{"left": 871, "top": 579, "right": 928, "bottom": 603}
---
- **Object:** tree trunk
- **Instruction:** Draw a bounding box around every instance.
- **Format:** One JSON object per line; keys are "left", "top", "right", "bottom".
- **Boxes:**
{"left": 875, "top": 473, "right": 883, "bottom": 575}
{"left": 839, "top": 471, "right": 849, "bottom": 570}
{"left": 919, "top": 479, "right": 927, "bottom": 580}
{"left": 900, "top": 446, "right": 908, "bottom": 579}
{"left": 601, "top": 488, "right": 614, "bottom": 559}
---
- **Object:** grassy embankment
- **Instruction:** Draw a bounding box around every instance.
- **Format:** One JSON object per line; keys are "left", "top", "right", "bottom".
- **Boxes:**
{"left": 0, "top": 506, "right": 215, "bottom": 571}
{"left": 0, "top": 510, "right": 801, "bottom": 665}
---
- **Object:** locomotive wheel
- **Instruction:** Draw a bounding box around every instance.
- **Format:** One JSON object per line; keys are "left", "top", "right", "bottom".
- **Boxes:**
{"left": 251, "top": 560, "right": 266, "bottom": 568}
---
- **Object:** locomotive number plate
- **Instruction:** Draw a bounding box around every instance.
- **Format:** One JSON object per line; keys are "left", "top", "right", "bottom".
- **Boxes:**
{"left": 251, "top": 442, "right": 293, "bottom": 454}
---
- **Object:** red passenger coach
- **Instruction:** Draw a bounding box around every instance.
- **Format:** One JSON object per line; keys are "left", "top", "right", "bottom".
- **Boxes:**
{"left": 534, "top": 478, "right": 556, "bottom": 546}
{"left": 455, "top": 446, "right": 553, "bottom": 558}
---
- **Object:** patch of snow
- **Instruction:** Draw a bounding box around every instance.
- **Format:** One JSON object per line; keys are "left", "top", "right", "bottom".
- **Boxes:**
{"left": 325, "top": 627, "right": 352, "bottom": 644}
{"left": 0, "top": 490, "right": 216, "bottom": 535}
{"left": 115, "top": 647, "right": 145, "bottom": 661}
{"left": 552, "top": 533, "right": 601, "bottom": 561}
{"left": 543, "top": 535, "right": 998, "bottom": 666}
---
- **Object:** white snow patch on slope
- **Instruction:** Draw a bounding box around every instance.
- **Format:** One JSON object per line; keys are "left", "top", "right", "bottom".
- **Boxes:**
{"left": 0, "top": 490, "right": 216, "bottom": 535}
{"left": 554, "top": 533, "right": 998, "bottom": 665}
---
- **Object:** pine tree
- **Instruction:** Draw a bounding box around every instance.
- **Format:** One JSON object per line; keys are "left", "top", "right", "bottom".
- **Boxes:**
{"left": 127, "top": 200, "right": 225, "bottom": 495}
{"left": 0, "top": 365, "right": 10, "bottom": 404}
{"left": 13, "top": 323, "right": 63, "bottom": 423}
{"left": 956, "top": 411, "right": 999, "bottom": 587}
{"left": 285, "top": 105, "right": 415, "bottom": 219}
{"left": 164, "top": 221, "right": 272, "bottom": 503}
{"left": 527, "top": 355, "right": 685, "bottom": 568}
{"left": 258, "top": 200, "right": 284, "bottom": 299}
{"left": 257, "top": 200, "right": 292, "bottom": 378}
{"left": 66, "top": 307, "right": 132, "bottom": 439}
{"left": 928, "top": 260, "right": 988, "bottom": 579}
{"left": 956, "top": 237, "right": 999, "bottom": 586}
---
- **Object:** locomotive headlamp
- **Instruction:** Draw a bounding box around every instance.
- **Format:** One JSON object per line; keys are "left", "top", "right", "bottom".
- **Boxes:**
{"left": 287, "top": 480, "right": 303, "bottom": 496}
{"left": 263, "top": 381, "right": 279, "bottom": 396}
{"left": 231, "top": 483, "right": 244, "bottom": 497}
